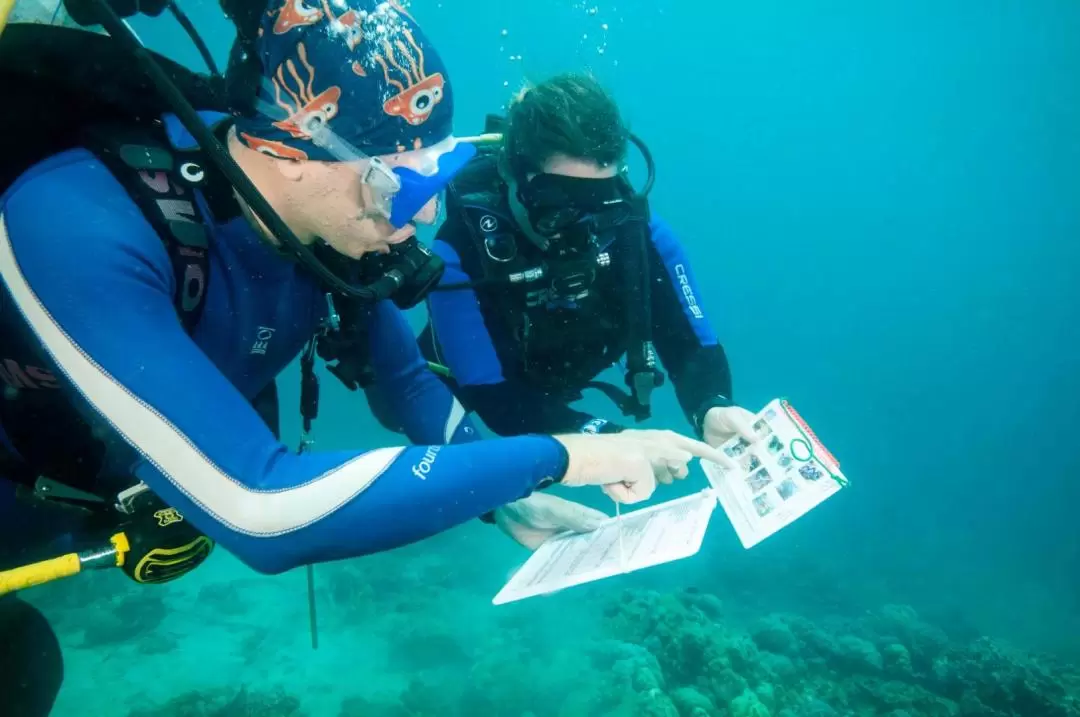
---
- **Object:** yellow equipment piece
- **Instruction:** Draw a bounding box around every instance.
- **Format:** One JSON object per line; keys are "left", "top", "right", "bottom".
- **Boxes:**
{"left": 0, "top": 0, "right": 16, "bottom": 36}
{"left": 0, "top": 532, "right": 130, "bottom": 596}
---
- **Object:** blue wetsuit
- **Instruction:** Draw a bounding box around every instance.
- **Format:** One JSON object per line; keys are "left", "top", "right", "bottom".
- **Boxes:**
{"left": 419, "top": 182, "right": 735, "bottom": 437}
{"left": 0, "top": 131, "right": 568, "bottom": 576}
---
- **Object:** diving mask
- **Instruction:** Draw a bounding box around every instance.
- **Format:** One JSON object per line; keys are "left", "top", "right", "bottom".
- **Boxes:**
{"left": 247, "top": 98, "right": 473, "bottom": 307}
{"left": 306, "top": 119, "right": 476, "bottom": 229}
{"left": 517, "top": 172, "right": 635, "bottom": 241}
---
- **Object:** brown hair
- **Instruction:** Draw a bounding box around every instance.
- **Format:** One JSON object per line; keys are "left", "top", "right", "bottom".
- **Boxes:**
{"left": 504, "top": 72, "right": 628, "bottom": 176}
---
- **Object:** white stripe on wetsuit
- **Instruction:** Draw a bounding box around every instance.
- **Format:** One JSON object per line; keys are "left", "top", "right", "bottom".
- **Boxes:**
{"left": 443, "top": 398, "right": 466, "bottom": 443}
{"left": 0, "top": 215, "right": 403, "bottom": 537}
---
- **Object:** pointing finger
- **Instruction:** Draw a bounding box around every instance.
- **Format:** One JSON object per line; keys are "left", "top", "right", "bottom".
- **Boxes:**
{"left": 670, "top": 461, "right": 690, "bottom": 481}
{"left": 656, "top": 449, "right": 693, "bottom": 481}
{"left": 714, "top": 451, "right": 742, "bottom": 473}
{"left": 665, "top": 432, "right": 730, "bottom": 466}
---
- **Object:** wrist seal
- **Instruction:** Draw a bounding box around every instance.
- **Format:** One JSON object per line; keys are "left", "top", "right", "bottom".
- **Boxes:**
{"left": 481, "top": 433, "right": 572, "bottom": 526}
{"left": 692, "top": 395, "right": 735, "bottom": 434}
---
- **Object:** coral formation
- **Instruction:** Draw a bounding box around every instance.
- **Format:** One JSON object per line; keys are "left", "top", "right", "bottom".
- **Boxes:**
{"left": 331, "top": 587, "right": 1079, "bottom": 717}
{"left": 596, "top": 589, "right": 1079, "bottom": 717}
{"left": 30, "top": 540, "right": 1078, "bottom": 717}
{"left": 126, "top": 687, "right": 306, "bottom": 717}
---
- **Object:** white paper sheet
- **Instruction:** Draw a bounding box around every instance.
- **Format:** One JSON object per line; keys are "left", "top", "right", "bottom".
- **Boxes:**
{"left": 492, "top": 398, "right": 848, "bottom": 604}
{"left": 702, "top": 398, "right": 848, "bottom": 549}
{"left": 492, "top": 489, "right": 717, "bottom": 605}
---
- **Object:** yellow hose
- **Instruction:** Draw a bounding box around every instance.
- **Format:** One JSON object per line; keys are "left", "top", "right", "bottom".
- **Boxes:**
{"left": 0, "top": 554, "right": 82, "bottom": 596}
{"left": 0, "top": 0, "right": 16, "bottom": 37}
{"left": 0, "top": 532, "right": 129, "bottom": 596}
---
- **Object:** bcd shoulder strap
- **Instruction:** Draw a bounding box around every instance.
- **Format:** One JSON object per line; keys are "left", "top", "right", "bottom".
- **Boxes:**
{"left": 615, "top": 201, "right": 665, "bottom": 421}
{"left": 81, "top": 121, "right": 212, "bottom": 334}
{"left": 445, "top": 157, "right": 526, "bottom": 285}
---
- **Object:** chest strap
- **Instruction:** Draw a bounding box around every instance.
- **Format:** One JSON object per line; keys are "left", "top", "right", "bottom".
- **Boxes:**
{"left": 83, "top": 123, "right": 212, "bottom": 334}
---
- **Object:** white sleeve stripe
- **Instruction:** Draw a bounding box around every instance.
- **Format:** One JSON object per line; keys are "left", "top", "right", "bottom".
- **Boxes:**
{"left": 0, "top": 215, "right": 404, "bottom": 537}
{"left": 444, "top": 397, "right": 466, "bottom": 443}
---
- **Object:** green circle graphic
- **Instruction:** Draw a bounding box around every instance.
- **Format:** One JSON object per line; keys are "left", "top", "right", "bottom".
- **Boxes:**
{"left": 790, "top": 438, "right": 813, "bottom": 462}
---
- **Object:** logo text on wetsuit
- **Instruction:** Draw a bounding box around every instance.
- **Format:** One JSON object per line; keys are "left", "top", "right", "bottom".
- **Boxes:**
{"left": 137, "top": 170, "right": 207, "bottom": 312}
{"left": 250, "top": 326, "right": 276, "bottom": 355}
{"left": 674, "top": 264, "right": 704, "bottom": 319}
{"left": 411, "top": 445, "right": 442, "bottom": 480}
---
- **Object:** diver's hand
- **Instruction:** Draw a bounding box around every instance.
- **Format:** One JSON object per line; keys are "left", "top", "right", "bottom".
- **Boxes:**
{"left": 494, "top": 493, "right": 608, "bottom": 550}
{"left": 702, "top": 405, "right": 760, "bottom": 448}
{"left": 554, "top": 430, "right": 727, "bottom": 504}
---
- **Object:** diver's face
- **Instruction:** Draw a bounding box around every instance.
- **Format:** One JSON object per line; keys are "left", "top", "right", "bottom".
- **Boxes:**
{"left": 517, "top": 153, "right": 623, "bottom": 241}
{"left": 539, "top": 153, "right": 619, "bottom": 180}
{"left": 229, "top": 127, "right": 445, "bottom": 259}
{"left": 291, "top": 153, "right": 440, "bottom": 260}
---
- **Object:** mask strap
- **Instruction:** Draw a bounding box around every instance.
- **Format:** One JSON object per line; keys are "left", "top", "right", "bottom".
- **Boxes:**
{"left": 254, "top": 84, "right": 401, "bottom": 221}
{"left": 497, "top": 151, "right": 550, "bottom": 251}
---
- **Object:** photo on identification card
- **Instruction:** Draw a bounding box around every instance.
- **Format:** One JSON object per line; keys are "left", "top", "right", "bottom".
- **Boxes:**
{"left": 746, "top": 467, "right": 773, "bottom": 493}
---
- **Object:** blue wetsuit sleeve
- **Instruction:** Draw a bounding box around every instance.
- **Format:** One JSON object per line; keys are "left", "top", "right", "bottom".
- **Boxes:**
{"left": 0, "top": 157, "right": 568, "bottom": 574}
{"left": 647, "top": 216, "right": 735, "bottom": 431}
{"left": 428, "top": 238, "right": 620, "bottom": 436}
{"left": 365, "top": 299, "right": 477, "bottom": 444}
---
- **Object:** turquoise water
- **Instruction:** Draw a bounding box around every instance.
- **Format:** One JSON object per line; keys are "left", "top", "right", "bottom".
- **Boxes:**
{"left": 24, "top": 1, "right": 1080, "bottom": 714}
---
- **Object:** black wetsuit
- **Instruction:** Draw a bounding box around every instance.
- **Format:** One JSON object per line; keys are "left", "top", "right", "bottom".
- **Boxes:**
{"left": 418, "top": 162, "right": 737, "bottom": 437}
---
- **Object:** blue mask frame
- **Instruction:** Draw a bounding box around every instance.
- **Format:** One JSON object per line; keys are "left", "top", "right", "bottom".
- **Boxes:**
{"left": 388, "top": 141, "right": 477, "bottom": 228}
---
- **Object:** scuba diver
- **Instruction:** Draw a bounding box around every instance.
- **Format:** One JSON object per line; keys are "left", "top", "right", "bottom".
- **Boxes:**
{"left": 418, "top": 72, "right": 759, "bottom": 448}
{"left": 0, "top": 2, "right": 727, "bottom": 714}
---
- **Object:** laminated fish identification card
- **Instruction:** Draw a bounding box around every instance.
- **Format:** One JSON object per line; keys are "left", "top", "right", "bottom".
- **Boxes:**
{"left": 492, "top": 398, "right": 847, "bottom": 604}
{"left": 702, "top": 398, "right": 848, "bottom": 549}
{"left": 492, "top": 490, "right": 717, "bottom": 605}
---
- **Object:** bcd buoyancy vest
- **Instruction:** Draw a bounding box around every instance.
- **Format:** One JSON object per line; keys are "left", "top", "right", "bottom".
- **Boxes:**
{"left": 440, "top": 153, "right": 665, "bottom": 420}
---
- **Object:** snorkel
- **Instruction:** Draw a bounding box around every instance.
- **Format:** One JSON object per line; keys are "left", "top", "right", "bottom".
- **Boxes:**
{"left": 66, "top": 0, "right": 470, "bottom": 309}
{"left": 255, "top": 97, "right": 476, "bottom": 308}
